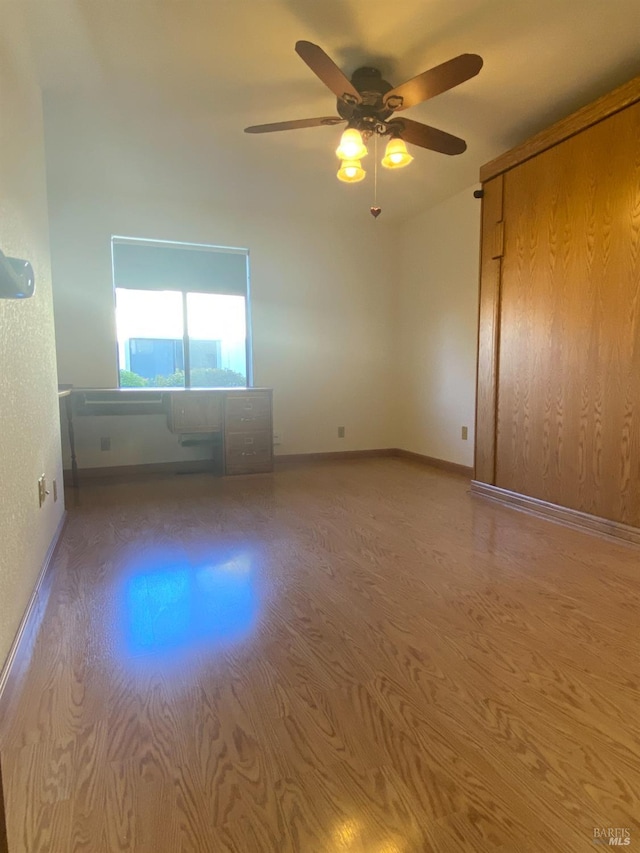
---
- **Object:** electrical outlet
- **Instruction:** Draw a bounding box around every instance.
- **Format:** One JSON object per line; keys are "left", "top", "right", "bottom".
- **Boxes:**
{"left": 100, "top": 437, "right": 111, "bottom": 451}
{"left": 338, "top": 426, "right": 345, "bottom": 438}
{"left": 53, "top": 479, "right": 58, "bottom": 502}
{"left": 273, "top": 431, "right": 282, "bottom": 446}
{"left": 38, "top": 474, "right": 48, "bottom": 507}
{"left": 461, "top": 426, "right": 468, "bottom": 441}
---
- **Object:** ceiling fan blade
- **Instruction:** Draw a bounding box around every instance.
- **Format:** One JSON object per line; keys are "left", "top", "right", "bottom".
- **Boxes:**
{"left": 389, "top": 117, "right": 467, "bottom": 155}
{"left": 245, "top": 116, "right": 345, "bottom": 133}
{"left": 384, "top": 54, "right": 483, "bottom": 111}
{"left": 295, "top": 41, "right": 362, "bottom": 105}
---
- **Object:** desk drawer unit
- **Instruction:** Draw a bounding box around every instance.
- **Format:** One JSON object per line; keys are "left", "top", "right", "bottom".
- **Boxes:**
{"left": 169, "top": 393, "right": 223, "bottom": 433}
{"left": 225, "top": 431, "right": 273, "bottom": 474}
{"left": 224, "top": 391, "right": 273, "bottom": 475}
{"left": 225, "top": 393, "right": 271, "bottom": 431}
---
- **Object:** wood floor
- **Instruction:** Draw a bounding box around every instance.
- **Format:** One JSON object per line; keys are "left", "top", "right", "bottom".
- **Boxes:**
{"left": 1, "top": 458, "right": 639, "bottom": 852}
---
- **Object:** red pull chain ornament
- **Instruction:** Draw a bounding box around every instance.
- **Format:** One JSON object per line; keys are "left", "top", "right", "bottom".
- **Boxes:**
{"left": 370, "top": 207, "right": 381, "bottom": 218}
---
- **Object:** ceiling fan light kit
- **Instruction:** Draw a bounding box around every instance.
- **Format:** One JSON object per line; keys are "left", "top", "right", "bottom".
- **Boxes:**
{"left": 245, "top": 40, "right": 482, "bottom": 204}
{"left": 337, "top": 158, "right": 366, "bottom": 183}
{"left": 381, "top": 137, "right": 414, "bottom": 169}
{"left": 336, "top": 127, "right": 368, "bottom": 160}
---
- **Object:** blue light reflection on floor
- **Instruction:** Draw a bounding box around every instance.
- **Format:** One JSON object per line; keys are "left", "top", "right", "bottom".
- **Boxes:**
{"left": 122, "top": 551, "right": 259, "bottom": 660}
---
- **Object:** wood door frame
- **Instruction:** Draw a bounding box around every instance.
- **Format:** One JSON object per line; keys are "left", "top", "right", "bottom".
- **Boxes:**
{"left": 474, "top": 174, "right": 503, "bottom": 483}
{"left": 0, "top": 756, "right": 8, "bottom": 853}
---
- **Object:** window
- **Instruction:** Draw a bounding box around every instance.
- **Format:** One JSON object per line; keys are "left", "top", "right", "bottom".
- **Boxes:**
{"left": 112, "top": 238, "right": 251, "bottom": 388}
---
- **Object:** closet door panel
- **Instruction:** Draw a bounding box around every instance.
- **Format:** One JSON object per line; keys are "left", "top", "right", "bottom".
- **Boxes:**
{"left": 496, "top": 100, "right": 640, "bottom": 524}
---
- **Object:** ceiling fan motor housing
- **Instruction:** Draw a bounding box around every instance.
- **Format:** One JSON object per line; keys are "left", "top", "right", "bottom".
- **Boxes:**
{"left": 337, "top": 66, "right": 396, "bottom": 128}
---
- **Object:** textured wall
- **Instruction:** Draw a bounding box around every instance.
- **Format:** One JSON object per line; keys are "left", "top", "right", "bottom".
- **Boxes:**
{"left": 0, "top": 9, "right": 64, "bottom": 670}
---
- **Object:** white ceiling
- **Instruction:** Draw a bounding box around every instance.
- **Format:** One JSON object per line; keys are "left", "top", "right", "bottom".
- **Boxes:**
{"left": 16, "top": 0, "right": 640, "bottom": 222}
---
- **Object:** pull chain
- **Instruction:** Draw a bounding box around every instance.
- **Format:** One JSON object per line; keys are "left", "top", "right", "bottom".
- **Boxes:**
{"left": 370, "top": 134, "right": 381, "bottom": 219}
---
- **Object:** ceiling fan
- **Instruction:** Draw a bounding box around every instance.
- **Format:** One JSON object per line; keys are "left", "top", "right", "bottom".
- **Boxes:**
{"left": 245, "top": 41, "right": 483, "bottom": 183}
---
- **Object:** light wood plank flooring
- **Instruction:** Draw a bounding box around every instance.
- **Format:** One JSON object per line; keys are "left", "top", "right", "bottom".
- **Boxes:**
{"left": 1, "top": 458, "right": 639, "bottom": 852}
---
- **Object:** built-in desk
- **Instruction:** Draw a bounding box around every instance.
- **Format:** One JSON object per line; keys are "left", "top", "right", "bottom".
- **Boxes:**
{"left": 70, "top": 387, "right": 273, "bottom": 476}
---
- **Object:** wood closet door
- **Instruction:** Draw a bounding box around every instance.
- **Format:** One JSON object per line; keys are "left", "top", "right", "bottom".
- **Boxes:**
{"left": 496, "top": 100, "right": 640, "bottom": 525}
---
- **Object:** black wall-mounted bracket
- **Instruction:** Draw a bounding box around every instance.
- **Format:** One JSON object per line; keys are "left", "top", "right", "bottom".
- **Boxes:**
{"left": 0, "top": 250, "right": 35, "bottom": 299}
{"left": 473, "top": 189, "right": 484, "bottom": 199}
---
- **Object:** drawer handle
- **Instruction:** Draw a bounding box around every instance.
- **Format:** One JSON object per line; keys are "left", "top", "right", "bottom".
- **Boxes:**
{"left": 240, "top": 416, "right": 257, "bottom": 422}
{"left": 241, "top": 451, "right": 257, "bottom": 456}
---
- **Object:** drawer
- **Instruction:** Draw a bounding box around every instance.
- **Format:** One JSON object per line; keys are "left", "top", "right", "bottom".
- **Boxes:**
{"left": 225, "top": 393, "right": 271, "bottom": 432}
{"left": 169, "top": 393, "right": 223, "bottom": 433}
{"left": 225, "top": 430, "right": 273, "bottom": 474}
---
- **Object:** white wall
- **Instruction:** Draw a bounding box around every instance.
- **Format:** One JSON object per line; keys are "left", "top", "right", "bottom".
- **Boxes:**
{"left": 43, "top": 94, "right": 482, "bottom": 474}
{"left": 395, "top": 186, "right": 481, "bottom": 467}
{"left": 0, "top": 9, "right": 64, "bottom": 670}
{"left": 47, "top": 190, "right": 396, "bottom": 466}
